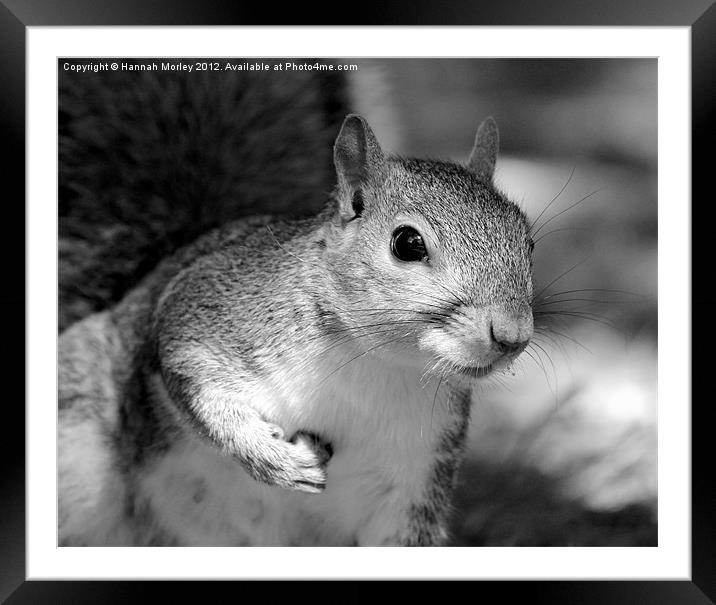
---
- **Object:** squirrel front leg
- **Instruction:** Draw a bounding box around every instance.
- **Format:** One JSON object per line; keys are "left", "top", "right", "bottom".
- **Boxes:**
{"left": 155, "top": 337, "right": 330, "bottom": 494}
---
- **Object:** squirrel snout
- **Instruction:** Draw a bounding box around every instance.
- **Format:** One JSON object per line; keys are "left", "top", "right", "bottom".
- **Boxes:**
{"left": 488, "top": 307, "right": 533, "bottom": 353}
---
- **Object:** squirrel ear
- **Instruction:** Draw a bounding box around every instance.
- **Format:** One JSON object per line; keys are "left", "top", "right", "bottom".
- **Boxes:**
{"left": 467, "top": 117, "right": 499, "bottom": 182}
{"left": 334, "top": 114, "right": 385, "bottom": 219}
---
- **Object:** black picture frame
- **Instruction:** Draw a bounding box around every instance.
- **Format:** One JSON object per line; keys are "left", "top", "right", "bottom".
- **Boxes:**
{"left": 4, "top": 1, "right": 712, "bottom": 602}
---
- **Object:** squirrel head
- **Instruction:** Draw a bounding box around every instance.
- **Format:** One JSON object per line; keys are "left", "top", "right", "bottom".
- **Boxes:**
{"left": 322, "top": 114, "right": 534, "bottom": 379}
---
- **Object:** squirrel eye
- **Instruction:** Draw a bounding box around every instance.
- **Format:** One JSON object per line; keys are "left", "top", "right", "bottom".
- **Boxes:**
{"left": 391, "top": 226, "right": 429, "bottom": 263}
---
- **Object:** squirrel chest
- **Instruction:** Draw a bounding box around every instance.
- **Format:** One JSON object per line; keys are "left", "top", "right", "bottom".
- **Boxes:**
{"left": 137, "top": 356, "right": 465, "bottom": 546}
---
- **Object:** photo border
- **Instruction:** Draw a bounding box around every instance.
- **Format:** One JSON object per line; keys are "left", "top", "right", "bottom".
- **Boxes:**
{"left": 5, "top": 0, "right": 711, "bottom": 601}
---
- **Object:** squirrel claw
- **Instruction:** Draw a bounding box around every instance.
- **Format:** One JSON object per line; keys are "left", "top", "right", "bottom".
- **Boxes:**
{"left": 290, "top": 431, "right": 333, "bottom": 465}
{"left": 268, "top": 424, "right": 285, "bottom": 440}
{"left": 294, "top": 481, "right": 326, "bottom": 494}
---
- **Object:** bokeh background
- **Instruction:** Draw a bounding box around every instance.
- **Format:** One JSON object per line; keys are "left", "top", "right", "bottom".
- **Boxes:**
{"left": 350, "top": 59, "right": 657, "bottom": 546}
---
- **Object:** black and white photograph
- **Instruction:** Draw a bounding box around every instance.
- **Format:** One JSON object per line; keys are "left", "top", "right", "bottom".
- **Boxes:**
{"left": 1, "top": 0, "right": 707, "bottom": 598}
{"left": 57, "top": 57, "right": 657, "bottom": 548}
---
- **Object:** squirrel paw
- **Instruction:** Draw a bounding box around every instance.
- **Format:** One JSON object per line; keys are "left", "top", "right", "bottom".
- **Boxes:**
{"left": 239, "top": 424, "right": 332, "bottom": 495}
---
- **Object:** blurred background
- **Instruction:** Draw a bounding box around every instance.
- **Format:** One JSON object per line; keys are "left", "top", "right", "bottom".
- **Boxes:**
{"left": 59, "top": 58, "right": 657, "bottom": 546}
{"left": 350, "top": 59, "right": 657, "bottom": 546}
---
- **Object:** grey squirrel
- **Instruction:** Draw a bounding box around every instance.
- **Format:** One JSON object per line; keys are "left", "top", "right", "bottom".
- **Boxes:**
{"left": 58, "top": 65, "right": 534, "bottom": 546}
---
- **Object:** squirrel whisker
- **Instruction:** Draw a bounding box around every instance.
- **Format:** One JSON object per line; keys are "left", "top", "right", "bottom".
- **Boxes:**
{"left": 308, "top": 331, "right": 416, "bottom": 396}
{"left": 528, "top": 164, "right": 577, "bottom": 234}
{"left": 303, "top": 319, "right": 438, "bottom": 346}
{"left": 293, "top": 323, "right": 423, "bottom": 378}
{"left": 531, "top": 188, "right": 605, "bottom": 240}
{"left": 526, "top": 342, "right": 559, "bottom": 403}
{"left": 535, "top": 297, "right": 639, "bottom": 307}
{"left": 537, "top": 287, "right": 642, "bottom": 301}
{"left": 532, "top": 255, "right": 595, "bottom": 303}
{"left": 532, "top": 226, "right": 588, "bottom": 246}
{"left": 340, "top": 308, "right": 453, "bottom": 322}
{"left": 534, "top": 325, "right": 593, "bottom": 355}
{"left": 534, "top": 309, "right": 620, "bottom": 331}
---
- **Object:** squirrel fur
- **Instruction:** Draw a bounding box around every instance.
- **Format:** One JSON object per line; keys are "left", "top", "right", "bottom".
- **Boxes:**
{"left": 58, "top": 66, "right": 534, "bottom": 546}
{"left": 59, "top": 60, "right": 347, "bottom": 331}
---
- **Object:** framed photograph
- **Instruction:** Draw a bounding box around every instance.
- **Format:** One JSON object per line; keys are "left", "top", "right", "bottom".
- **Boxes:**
{"left": 6, "top": 0, "right": 711, "bottom": 601}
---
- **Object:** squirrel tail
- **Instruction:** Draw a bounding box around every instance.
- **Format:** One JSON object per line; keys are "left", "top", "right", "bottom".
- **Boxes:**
{"left": 59, "top": 59, "right": 361, "bottom": 332}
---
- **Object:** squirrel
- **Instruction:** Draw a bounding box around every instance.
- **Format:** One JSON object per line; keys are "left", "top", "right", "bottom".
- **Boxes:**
{"left": 58, "top": 65, "right": 534, "bottom": 546}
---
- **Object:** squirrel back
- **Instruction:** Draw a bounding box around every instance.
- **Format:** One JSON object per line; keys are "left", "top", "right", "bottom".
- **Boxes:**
{"left": 59, "top": 59, "right": 350, "bottom": 332}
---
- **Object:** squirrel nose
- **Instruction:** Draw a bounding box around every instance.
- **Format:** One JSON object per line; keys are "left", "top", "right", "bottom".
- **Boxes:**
{"left": 489, "top": 308, "right": 533, "bottom": 353}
